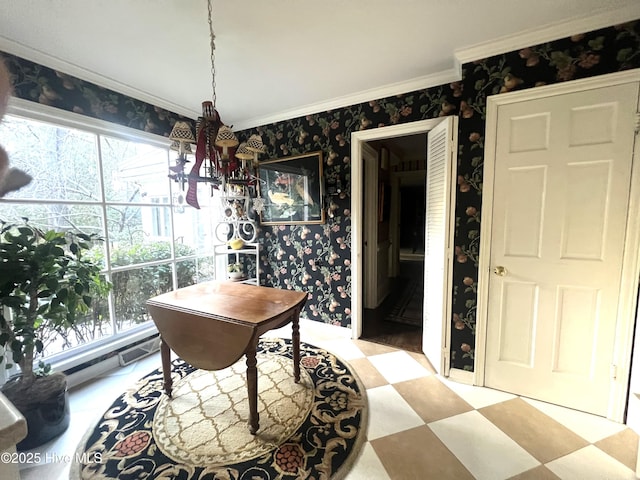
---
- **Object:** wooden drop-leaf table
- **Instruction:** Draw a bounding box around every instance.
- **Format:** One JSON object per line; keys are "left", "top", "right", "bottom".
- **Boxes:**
{"left": 146, "top": 281, "right": 307, "bottom": 434}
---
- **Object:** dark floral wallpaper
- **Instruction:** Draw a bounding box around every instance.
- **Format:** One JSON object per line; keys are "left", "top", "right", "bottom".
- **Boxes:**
{"left": 0, "top": 52, "right": 188, "bottom": 135}
{"left": 2, "top": 19, "right": 639, "bottom": 371}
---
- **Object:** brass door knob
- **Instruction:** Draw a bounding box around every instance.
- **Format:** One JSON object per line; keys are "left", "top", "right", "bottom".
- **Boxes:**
{"left": 494, "top": 266, "right": 507, "bottom": 277}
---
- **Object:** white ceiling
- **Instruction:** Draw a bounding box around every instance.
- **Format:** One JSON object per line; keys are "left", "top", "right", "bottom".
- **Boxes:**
{"left": 1, "top": 1, "right": 639, "bottom": 131}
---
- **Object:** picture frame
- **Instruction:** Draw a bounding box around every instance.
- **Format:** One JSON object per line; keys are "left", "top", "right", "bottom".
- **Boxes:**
{"left": 257, "top": 151, "right": 325, "bottom": 225}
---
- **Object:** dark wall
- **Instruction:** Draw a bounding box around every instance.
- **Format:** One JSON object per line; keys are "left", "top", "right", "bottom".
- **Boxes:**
{"left": 2, "top": 19, "right": 639, "bottom": 371}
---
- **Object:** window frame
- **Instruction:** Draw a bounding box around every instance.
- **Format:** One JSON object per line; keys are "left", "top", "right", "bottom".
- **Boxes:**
{"left": 0, "top": 97, "right": 210, "bottom": 374}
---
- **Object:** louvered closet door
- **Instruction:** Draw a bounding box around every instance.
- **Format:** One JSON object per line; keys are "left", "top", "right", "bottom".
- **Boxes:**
{"left": 422, "top": 116, "right": 457, "bottom": 375}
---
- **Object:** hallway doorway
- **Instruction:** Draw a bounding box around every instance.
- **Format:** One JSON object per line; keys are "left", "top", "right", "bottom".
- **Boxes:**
{"left": 359, "top": 134, "right": 426, "bottom": 352}
{"left": 351, "top": 117, "right": 457, "bottom": 375}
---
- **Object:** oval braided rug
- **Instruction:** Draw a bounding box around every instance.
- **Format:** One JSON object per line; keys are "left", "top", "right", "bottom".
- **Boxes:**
{"left": 72, "top": 338, "right": 367, "bottom": 479}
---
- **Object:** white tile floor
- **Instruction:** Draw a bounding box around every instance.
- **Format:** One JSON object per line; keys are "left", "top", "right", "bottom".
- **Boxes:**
{"left": 366, "top": 385, "right": 425, "bottom": 441}
{"left": 546, "top": 445, "right": 637, "bottom": 480}
{"left": 16, "top": 319, "right": 640, "bottom": 479}
{"left": 429, "top": 410, "right": 540, "bottom": 480}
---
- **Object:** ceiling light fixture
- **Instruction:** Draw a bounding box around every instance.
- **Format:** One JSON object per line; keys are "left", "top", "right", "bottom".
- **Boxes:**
{"left": 168, "top": 0, "right": 265, "bottom": 211}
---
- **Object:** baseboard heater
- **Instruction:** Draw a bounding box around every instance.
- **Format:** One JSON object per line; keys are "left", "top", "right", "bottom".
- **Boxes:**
{"left": 118, "top": 336, "right": 161, "bottom": 366}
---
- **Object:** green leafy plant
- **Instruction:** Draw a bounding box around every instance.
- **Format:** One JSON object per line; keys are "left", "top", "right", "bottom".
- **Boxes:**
{"left": 0, "top": 219, "right": 111, "bottom": 395}
{"left": 227, "top": 262, "right": 243, "bottom": 273}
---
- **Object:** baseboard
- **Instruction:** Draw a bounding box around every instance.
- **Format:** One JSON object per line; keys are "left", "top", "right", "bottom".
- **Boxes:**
{"left": 447, "top": 367, "right": 475, "bottom": 385}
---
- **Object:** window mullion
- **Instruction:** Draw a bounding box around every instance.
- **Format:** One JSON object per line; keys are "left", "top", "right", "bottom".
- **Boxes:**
{"left": 96, "top": 133, "right": 116, "bottom": 337}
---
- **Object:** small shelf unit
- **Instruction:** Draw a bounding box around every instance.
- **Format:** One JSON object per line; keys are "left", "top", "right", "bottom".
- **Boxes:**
{"left": 214, "top": 242, "right": 259, "bottom": 285}
{"left": 214, "top": 196, "right": 260, "bottom": 285}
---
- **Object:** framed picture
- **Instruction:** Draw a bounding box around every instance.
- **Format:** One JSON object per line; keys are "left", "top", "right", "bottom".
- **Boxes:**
{"left": 258, "top": 151, "right": 325, "bottom": 225}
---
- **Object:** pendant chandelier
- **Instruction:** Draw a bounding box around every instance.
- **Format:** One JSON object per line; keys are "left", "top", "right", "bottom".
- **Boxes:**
{"left": 168, "top": 0, "right": 265, "bottom": 212}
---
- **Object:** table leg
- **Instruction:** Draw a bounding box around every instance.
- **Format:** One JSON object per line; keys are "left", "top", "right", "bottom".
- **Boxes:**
{"left": 160, "top": 336, "right": 173, "bottom": 397}
{"left": 246, "top": 343, "right": 259, "bottom": 434}
{"left": 292, "top": 309, "right": 301, "bottom": 383}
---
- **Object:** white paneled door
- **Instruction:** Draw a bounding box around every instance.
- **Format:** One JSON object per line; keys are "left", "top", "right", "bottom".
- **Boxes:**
{"left": 484, "top": 81, "right": 639, "bottom": 416}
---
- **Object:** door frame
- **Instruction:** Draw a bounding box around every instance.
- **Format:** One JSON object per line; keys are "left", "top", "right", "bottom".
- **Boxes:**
{"left": 362, "top": 142, "right": 380, "bottom": 309}
{"left": 477, "top": 69, "right": 640, "bottom": 422}
{"left": 350, "top": 118, "right": 448, "bottom": 339}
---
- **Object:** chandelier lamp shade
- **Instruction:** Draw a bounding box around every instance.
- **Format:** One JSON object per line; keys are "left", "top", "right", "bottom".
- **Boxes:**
{"left": 167, "top": 0, "right": 265, "bottom": 210}
{"left": 169, "top": 140, "right": 193, "bottom": 155}
{"left": 168, "top": 121, "right": 196, "bottom": 152}
{"left": 235, "top": 142, "right": 254, "bottom": 161}
{"left": 245, "top": 134, "right": 266, "bottom": 154}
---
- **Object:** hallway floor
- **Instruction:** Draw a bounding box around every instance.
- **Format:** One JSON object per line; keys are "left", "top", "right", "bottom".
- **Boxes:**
{"left": 362, "top": 259, "right": 423, "bottom": 353}
{"left": 18, "top": 319, "right": 639, "bottom": 480}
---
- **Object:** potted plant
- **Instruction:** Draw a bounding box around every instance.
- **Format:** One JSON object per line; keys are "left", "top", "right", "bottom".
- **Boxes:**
{"left": 0, "top": 219, "right": 111, "bottom": 450}
{"left": 227, "top": 262, "right": 244, "bottom": 281}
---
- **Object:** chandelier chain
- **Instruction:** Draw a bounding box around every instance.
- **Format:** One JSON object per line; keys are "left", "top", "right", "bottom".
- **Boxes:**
{"left": 207, "top": 0, "right": 216, "bottom": 108}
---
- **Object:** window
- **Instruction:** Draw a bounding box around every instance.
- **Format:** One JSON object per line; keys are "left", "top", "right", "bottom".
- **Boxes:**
{"left": 150, "top": 197, "right": 171, "bottom": 238}
{"left": 0, "top": 103, "right": 217, "bottom": 366}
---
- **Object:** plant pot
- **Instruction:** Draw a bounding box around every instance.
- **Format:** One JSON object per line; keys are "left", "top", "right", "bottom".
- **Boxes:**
{"left": 2, "top": 373, "right": 71, "bottom": 451}
{"left": 228, "top": 271, "right": 245, "bottom": 281}
{"left": 17, "top": 388, "right": 70, "bottom": 451}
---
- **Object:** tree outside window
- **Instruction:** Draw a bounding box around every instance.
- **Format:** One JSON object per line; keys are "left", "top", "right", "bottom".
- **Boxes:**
{"left": 0, "top": 113, "right": 216, "bottom": 360}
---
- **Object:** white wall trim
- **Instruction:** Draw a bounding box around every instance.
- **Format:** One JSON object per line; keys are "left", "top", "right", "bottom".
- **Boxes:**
{"left": 351, "top": 118, "right": 446, "bottom": 340}
{"left": 233, "top": 69, "right": 461, "bottom": 131}
{"left": 614, "top": 78, "right": 640, "bottom": 422}
{"left": 3, "top": 7, "right": 637, "bottom": 132}
{"left": 455, "top": 5, "right": 640, "bottom": 65}
{"left": 477, "top": 68, "right": 640, "bottom": 422}
{"left": 7, "top": 97, "right": 171, "bottom": 147}
{"left": 0, "top": 37, "right": 199, "bottom": 120}
{"left": 362, "top": 143, "right": 379, "bottom": 309}
{"left": 0, "top": 33, "right": 460, "bottom": 131}
{"left": 246, "top": 3, "right": 638, "bottom": 132}
{"left": 446, "top": 367, "right": 474, "bottom": 385}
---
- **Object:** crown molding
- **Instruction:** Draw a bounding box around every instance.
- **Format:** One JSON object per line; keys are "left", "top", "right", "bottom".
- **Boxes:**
{"left": 1, "top": 32, "right": 460, "bottom": 132}
{"left": 3, "top": 4, "right": 638, "bottom": 133}
{"left": 0, "top": 36, "right": 200, "bottom": 120}
{"left": 237, "top": 6, "right": 640, "bottom": 131}
{"left": 7, "top": 97, "right": 170, "bottom": 146}
{"left": 232, "top": 67, "right": 462, "bottom": 131}
{"left": 455, "top": 4, "right": 640, "bottom": 65}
